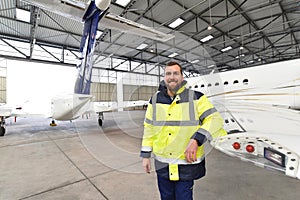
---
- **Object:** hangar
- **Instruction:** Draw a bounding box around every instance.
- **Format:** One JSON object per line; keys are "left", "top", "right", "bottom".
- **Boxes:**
{"left": 1, "top": 0, "right": 299, "bottom": 105}
{"left": 0, "top": 0, "right": 300, "bottom": 199}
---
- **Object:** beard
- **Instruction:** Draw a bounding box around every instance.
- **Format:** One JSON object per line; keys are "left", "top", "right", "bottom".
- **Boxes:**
{"left": 165, "top": 80, "right": 181, "bottom": 93}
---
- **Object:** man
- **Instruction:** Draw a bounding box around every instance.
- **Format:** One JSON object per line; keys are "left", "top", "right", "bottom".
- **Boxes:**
{"left": 140, "top": 61, "right": 227, "bottom": 200}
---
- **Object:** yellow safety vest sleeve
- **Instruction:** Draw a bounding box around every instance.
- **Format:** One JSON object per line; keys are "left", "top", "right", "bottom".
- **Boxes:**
{"left": 192, "top": 95, "right": 227, "bottom": 143}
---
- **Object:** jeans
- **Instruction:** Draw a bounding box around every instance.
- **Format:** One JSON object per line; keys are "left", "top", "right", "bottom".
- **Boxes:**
{"left": 157, "top": 175, "right": 194, "bottom": 200}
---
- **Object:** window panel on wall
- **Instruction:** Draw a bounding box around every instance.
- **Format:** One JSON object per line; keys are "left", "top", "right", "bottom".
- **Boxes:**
{"left": 91, "top": 82, "right": 116, "bottom": 102}
{"left": 123, "top": 84, "right": 158, "bottom": 101}
{"left": 0, "top": 39, "right": 30, "bottom": 58}
{"left": 112, "top": 58, "right": 129, "bottom": 71}
{"left": 92, "top": 69, "right": 117, "bottom": 83}
{"left": 0, "top": 77, "right": 6, "bottom": 103}
{"left": 123, "top": 85, "right": 138, "bottom": 101}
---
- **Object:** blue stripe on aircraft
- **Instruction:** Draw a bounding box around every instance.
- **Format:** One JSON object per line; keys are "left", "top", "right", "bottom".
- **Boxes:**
{"left": 74, "top": 0, "right": 107, "bottom": 94}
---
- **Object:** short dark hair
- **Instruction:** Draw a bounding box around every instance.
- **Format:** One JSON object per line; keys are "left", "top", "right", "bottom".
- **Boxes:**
{"left": 165, "top": 61, "right": 183, "bottom": 75}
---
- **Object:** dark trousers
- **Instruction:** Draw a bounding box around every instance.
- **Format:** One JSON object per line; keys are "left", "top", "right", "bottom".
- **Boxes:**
{"left": 157, "top": 175, "right": 194, "bottom": 200}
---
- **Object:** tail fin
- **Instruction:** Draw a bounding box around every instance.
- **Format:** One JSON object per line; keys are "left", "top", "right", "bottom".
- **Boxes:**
{"left": 74, "top": 0, "right": 108, "bottom": 94}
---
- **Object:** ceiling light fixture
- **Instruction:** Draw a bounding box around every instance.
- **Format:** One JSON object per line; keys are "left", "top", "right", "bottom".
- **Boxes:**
{"left": 235, "top": 54, "right": 245, "bottom": 59}
{"left": 191, "top": 59, "right": 199, "bottom": 64}
{"left": 169, "top": 18, "right": 184, "bottom": 28}
{"left": 200, "top": 35, "right": 214, "bottom": 43}
{"left": 115, "top": 0, "right": 131, "bottom": 7}
{"left": 221, "top": 46, "right": 232, "bottom": 52}
{"left": 168, "top": 52, "right": 178, "bottom": 58}
{"left": 136, "top": 43, "right": 148, "bottom": 50}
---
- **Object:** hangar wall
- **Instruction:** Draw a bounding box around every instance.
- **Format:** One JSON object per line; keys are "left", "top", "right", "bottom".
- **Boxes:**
{"left": 0, "top": 77, "right": 6, "bottom": 103}
{"left": 0, "top": 60, "right": 6, "bottom": 103}
{"left": 90, "top": 81, "right": 157, "bottom": 102}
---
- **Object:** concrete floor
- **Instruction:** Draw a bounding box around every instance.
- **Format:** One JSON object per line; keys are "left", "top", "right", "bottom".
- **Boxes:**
{"left": 0, "top": 110, "right": 299, "bottom": 200}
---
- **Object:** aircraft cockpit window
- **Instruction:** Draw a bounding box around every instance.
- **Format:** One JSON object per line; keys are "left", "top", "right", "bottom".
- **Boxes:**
{"left": 224, "top": 81, "right": 229, "bottom": 85}
{"left": 233, "top": 80, "right": 239, "bottom": 84}
{"left": 208, "top": 83, "right": 212, "bottom": 87}
{"left": 215, "top": 82, "right": 220, "bottom": 86}
{"left": 225, "top": 119, "right": 229, "bottom": 123}
{"left": 243, "top": 79, "right": 249, "bottom": 85}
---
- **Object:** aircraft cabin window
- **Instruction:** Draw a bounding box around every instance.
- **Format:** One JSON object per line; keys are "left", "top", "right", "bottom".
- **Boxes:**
{"left": 200, "top": 84, "right": 205, "bottom": 88}
{"left": 243, "top": 79, "right": 249, "bottom": 85}
{"left": 215, "top": 82, "right": 219, "bottom": 86}
{"left": 231, "top": 118, "right": 235, "bottom": 122}
{"left": 208, "top": 83, "right": 212, "bottom": 87}
{"left": 233, "top": 80, "right": 239, "bottom": 84}
{"left": 194, "top": 85, "right": 198, "bottom": 88}
{"left": 224, "top": 81, "right": 229, "bottom": 85}
{"left": 225, "top": 119, "right": 229, "bottom": 124}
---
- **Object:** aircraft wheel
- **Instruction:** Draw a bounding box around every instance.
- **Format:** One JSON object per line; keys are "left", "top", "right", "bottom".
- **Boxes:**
{"left": 98, "top": 118, "right": 103, "bottom": 127}
{"left": 0, "top": 126, "right": 5, "bottom": 137}
{"left": 50, "top": 120, "right": 57, "bottom": 127}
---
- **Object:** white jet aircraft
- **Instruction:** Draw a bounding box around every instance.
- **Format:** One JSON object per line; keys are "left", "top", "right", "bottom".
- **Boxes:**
{"left": 186, "top": 58, "right": 300, "bottom": 180}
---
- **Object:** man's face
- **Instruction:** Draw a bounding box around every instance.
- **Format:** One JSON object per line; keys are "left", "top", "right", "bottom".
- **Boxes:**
{"left": 164, "top": 64, "right": 184, "bottom": 93}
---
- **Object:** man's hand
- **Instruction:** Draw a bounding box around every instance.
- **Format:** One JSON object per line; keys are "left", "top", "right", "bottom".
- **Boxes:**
{"left": 142, "top": 158, "right": 151, "bottom": 173}
{"left": 185, "top": 139, "right": 199, "bottom": 163}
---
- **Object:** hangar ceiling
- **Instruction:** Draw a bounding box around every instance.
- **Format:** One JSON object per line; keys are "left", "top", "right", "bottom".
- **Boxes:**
{"left": 0, "top": 0, "right": 300, "bottom": 76}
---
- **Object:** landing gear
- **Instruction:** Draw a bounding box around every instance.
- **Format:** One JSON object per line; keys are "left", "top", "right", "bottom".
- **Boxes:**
{"left": 0, "top": 117, "right": 6, "bottom": 137}
{"left": 98, "top": 112, "right": 104, "bottom": 127}
{"left": 0, "top": 126, "right": 5, "bottom": 137}
{"left": 50, "top": 119, "right": 57, "bottom": 126}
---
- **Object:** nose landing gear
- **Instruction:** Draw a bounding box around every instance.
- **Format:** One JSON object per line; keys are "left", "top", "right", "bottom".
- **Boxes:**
{"left": 0, "top": 116, "right": 6, "bottom": 136}
{"left": 98, "top": 112, "right": 103, "bottom": 127}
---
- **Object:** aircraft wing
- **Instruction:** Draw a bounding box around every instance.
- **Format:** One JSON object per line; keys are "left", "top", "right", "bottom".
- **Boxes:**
{"left": 212, "top": 101, "right": 300, "bottom": 179}
{"left": 0, "top": 107, "right": 13, "bottom": 117}
{"left": 0, "top": 104, "right": 50, "bottom": 118}
{"left": 21, "top": 0, "right": 174, "bottom": 42}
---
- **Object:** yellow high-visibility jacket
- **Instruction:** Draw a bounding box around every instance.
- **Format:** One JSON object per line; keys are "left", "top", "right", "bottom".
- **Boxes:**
{"left": 140, "top": 81, "right": 227, "bottom": 181}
